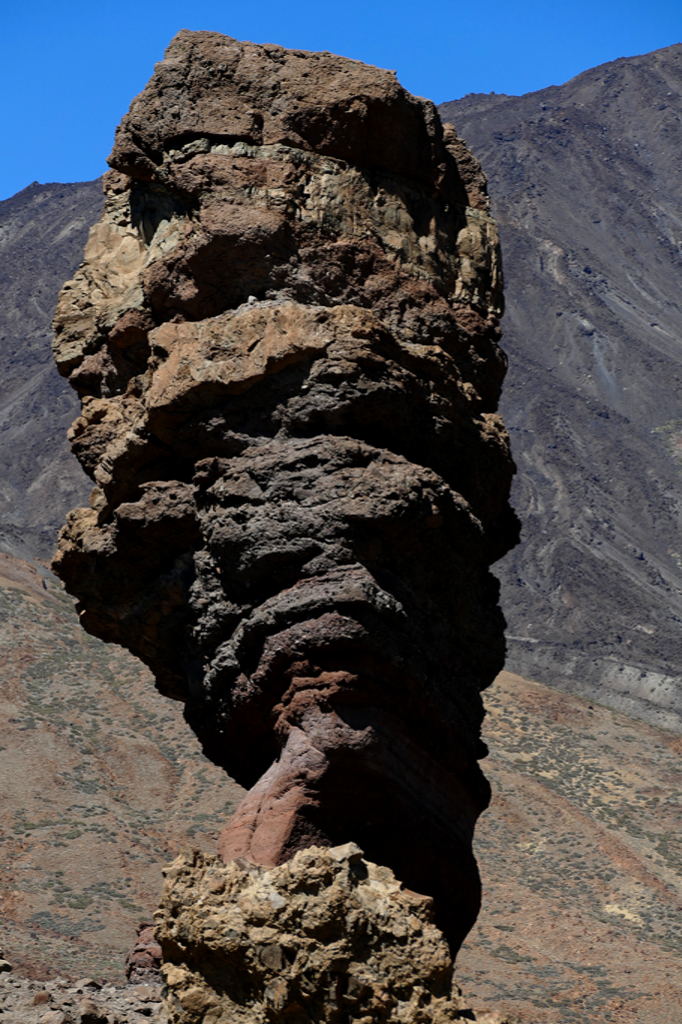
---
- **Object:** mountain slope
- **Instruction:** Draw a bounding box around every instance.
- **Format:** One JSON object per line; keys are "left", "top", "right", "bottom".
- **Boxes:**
{"left": 0, "top": 181, "right": 101, "bottom": 560}
{"left": 459, "top": 670, "right": 682, "bottom": 1024}
{"left": 441, "top": 43, "right": 682, "bottom": 730}
{"left": 0, "top": 553, "right": 243, "bottom": 981}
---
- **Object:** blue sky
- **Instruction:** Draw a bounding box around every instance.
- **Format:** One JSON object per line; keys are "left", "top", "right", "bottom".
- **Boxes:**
{"left": 1, "top": 0, "right": 681, "bottom": 200}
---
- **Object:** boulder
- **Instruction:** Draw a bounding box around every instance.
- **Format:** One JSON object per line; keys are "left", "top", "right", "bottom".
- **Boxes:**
{"left": 156, "top": 844, "right": 488, "bottom": 1024}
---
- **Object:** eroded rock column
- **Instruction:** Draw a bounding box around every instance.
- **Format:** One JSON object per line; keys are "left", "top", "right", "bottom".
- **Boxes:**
{"left": 52, "top": 29, "right": 518, "bottom": 958}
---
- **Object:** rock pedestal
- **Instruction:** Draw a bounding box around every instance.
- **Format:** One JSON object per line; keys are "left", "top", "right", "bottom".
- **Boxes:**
{"left": 156, "top": 844, "right": 487, "bottom": 1024}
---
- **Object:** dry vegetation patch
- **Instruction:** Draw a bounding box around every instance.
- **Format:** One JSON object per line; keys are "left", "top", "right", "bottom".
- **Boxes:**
{"left": 0, "top": 557, "right": 244, "bottom": 981}
{"left": 458, "top": 671, "right": 682, "bottom": 1023}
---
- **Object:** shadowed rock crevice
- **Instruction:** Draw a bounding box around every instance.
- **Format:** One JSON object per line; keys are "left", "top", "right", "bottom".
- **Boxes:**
{"left": 52, "top": 30, "right": 518, "bottom": 959}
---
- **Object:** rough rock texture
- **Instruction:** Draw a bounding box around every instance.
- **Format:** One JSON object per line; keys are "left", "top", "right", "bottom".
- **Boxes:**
{"left": 155, "top": 845, "right": 507, "bottom": 1024}
{"left": 125, "top": 926, "right": 163, "bottom": 987}
{"left": 52, "top": 30, "right": 518, "bottom": 954}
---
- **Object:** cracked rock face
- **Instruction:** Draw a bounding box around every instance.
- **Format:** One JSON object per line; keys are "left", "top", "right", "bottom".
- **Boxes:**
{"left": 52, "top": 30, "right": 518, "bottom": 954}
{"left": 156, "top": 845, "right": 485, "bottom": 1024}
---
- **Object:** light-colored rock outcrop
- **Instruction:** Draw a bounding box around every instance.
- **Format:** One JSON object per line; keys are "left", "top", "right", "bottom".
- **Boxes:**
{"left": 156, "top": 844, "right": 508, "bottom": 1024}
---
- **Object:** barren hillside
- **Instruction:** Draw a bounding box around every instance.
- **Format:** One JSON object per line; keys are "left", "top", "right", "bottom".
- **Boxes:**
{"left": 441, "top": 43, "right": 682, "bottom": 730}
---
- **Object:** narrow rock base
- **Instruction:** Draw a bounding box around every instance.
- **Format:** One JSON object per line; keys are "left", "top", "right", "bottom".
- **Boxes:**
{"left": 155, "top": 844, "right": 504, "bottom": 1024}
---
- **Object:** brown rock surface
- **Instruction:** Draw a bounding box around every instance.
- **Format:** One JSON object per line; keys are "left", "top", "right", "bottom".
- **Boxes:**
{"left": 52, "top": 30, "right": 518, "bottom": 955}
{"left": 125, "top": 924, "right": 162, "bottom": 986}
{"left": 155, "top": 844, "right": 504, "bottom": 1024}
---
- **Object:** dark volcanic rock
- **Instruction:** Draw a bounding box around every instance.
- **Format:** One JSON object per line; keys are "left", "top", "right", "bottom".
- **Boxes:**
{"left": 52, "top": 30, "right": 518, "bottom": 956}
{"left": 441, "top": 44, "right": 682, "bottom": 730}
{"left": 0, "top": 180, "right": 100, "bottom": 560}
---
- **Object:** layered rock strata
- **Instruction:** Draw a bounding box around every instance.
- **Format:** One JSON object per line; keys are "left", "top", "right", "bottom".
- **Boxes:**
{"left": 156, "top": 844, "right": 502, "bottom": 1024}
{"left": 52, "top": 30, "right": 518, "bottom": 955}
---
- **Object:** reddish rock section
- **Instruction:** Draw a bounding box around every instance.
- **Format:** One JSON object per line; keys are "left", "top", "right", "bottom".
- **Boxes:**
{"left": 52, "top": 30, "right": 518, "bottom": 954}
{"left": 125, "top": 924, "right": 163, "bottom": 987}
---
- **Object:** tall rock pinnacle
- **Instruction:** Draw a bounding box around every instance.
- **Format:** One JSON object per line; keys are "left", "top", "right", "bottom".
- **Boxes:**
{"left": 52, "top": 30, "right": 518, "bottom": 955}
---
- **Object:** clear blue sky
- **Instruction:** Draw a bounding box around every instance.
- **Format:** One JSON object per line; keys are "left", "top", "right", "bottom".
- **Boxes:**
{"left": 1, "top": 0, "right": 681, "bottom": 200}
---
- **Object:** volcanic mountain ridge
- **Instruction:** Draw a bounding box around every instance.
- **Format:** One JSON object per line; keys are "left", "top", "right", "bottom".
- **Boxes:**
{"left": 441, "top": 41, "right": 682, "bottom": 732}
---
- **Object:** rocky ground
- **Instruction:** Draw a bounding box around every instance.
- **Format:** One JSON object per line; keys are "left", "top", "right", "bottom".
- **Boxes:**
{"left": 1, "top": 558, "right": 680, "bottom": 1020}
{"left": 458, "top": 671, "right": 682, "bottom": 1023}
{"left": 0, "top": 973, "right": 165, "bottom": 1023}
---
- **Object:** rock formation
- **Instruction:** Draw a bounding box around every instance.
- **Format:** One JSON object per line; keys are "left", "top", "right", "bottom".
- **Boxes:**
{"left": 52, "top": 29, "right": 518, "bottom": 960}
{"left": 155, "top": 844, "right": 498, "bottom": 1024}
{"left": 125, "top": 925, "right": 163, "bottom": 987}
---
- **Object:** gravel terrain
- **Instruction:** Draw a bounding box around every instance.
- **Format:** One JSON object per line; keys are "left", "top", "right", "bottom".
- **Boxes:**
{"left": 0, "top": 555, "right": 243, "bottom": 982}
